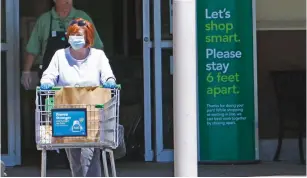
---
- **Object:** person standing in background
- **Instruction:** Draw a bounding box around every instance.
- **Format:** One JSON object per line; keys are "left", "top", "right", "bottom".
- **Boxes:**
{"left": 20, "top": 0, "right": 104, "bottom": 169}
{"left": 21, "top": 0, "right": 103, "bottom": 89}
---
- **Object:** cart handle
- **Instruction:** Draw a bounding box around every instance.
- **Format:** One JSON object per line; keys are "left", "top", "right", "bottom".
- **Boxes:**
{"left": 36, "top": 84, "right": 121, "bottom": 91}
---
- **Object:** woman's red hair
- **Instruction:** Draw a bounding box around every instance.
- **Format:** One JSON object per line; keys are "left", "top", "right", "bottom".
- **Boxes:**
{"left": 66, "top": 18, "right": 94, "bottom": 48}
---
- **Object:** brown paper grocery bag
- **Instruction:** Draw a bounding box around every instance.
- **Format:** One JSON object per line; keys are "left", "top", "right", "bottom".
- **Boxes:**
{"left": 52, "top": 87, "right": 111, "bottom": 143}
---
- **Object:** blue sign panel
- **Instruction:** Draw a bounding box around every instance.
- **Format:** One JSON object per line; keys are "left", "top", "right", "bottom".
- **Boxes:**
{"left": 52, "top": 108, "right": 87, "bottom": 137}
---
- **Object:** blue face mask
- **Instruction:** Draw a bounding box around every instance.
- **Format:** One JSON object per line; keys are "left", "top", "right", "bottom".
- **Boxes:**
{"left": 68, "top": 35, "right": 86, "bottom": 50}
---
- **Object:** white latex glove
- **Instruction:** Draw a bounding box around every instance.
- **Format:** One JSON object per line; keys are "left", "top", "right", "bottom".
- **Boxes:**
{"left": 21, "top": 71, "right": 32, "bottom": 90}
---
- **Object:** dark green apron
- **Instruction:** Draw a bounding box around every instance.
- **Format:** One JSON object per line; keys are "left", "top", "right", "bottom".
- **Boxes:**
{"left": 40, "top": 12, "right": 70, "bottom": 77}
{"left": 41, "top": 12, "right": 70, "bottom": 169}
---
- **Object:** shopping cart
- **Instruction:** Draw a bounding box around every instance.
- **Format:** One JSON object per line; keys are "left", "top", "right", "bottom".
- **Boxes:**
{"left": 35, "top": 86, "right": 121, "bottom": 177}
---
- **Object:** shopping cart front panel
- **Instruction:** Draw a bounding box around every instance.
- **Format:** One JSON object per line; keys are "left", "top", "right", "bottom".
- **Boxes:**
{"left": 35, "top": 87, "right": 120, "bottom": 150}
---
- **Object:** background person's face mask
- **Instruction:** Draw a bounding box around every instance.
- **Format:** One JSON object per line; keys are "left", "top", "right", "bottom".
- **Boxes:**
{"left": 68, "top": 35, "right": 86, "bottom": 50}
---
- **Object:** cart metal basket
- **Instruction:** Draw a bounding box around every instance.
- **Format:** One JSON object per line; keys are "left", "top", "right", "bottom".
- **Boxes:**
{"left": 35, "top": 86, "right": 120, "bottom": 177}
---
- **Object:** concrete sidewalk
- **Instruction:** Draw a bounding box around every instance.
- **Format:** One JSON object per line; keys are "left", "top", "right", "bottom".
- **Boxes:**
{"left": 5, "top": 161, "right": 306, "bottom": 177}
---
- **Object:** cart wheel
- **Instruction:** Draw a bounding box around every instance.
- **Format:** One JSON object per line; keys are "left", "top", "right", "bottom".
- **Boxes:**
{"left": 1, "top": 160, "right": 6, "bottom": 177}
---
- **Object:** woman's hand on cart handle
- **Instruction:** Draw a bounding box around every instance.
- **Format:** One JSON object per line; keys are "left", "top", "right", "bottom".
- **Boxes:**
{"left": 102, "top": 78, "right": 117, "bottom": 89}
{"left": 40, "top": 83, "right": 54, "bottom": 90}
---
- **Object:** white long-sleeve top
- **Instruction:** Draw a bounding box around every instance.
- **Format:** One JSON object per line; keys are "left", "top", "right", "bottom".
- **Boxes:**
{"left": 40, "top": 47, "right": 116, "bottom": 87}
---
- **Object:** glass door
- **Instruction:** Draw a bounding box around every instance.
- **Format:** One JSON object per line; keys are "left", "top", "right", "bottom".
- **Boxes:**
{"left": 143, "top": 0, "right": 173, "bottom": 162}
{"left": 152, "top": 0, "right": 173, "bottom": 162}
{"left": 1, "top": 0, "right": 21, "bottom": 166}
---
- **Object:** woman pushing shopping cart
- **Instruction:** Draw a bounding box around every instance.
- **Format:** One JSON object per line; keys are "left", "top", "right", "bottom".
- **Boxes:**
{"left": 36, "top": 18, "right": 121, "bottom": 177}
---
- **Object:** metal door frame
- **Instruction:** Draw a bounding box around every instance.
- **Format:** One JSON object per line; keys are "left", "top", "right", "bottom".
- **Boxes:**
{"left": 142, "top": 0, "right": 154, "bottom": 161}
{"left": 143, "top": 0, "right": 174, "bottom": 162}
{"left": 1, "top": 0, "right": 21, "bottom": 166}
{"left": 153, "top": 0, "right": 173, "bottom": 162}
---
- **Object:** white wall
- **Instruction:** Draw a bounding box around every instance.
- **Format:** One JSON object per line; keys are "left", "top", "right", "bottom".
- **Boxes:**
{"left": 256, "top": 0, "right": 306, "bottom": 30}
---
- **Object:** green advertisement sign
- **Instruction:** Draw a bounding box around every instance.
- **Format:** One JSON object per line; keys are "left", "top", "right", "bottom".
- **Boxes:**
{"left": 197, "top": 0, "right": 258, "bottom": 162}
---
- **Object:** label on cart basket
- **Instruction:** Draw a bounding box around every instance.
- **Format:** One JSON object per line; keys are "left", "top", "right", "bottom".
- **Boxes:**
{"left": 51, "top": 108, "right": 87, "bottom": 137}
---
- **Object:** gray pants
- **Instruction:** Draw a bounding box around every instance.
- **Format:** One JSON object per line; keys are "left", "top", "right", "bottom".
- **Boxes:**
{"left": 65, "top": 148, "right": 101, "bottom": 177}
